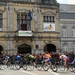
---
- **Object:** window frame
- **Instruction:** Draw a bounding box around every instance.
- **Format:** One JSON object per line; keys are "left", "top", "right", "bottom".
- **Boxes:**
{"left": 17, "top": 13, "right": 31, "bottom": 31}
{"left": 43, "top": 16, "right": 55, "bottom": 23}
{"left": 62, "top": 29, "right": 67, "bottom": 37}
{"left": 42, "top": 0, "right": 50, "bottom": 4}
{"left": 72, "top": 29, "right": 75, "bottom": 37}
{"left": 63, "top": 45, "right": 68, "bottom": 52}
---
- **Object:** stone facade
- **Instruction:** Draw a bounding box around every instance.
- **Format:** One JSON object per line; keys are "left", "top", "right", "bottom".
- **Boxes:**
{"left": 0, "top": 0, "right": 60, "bottom": 54}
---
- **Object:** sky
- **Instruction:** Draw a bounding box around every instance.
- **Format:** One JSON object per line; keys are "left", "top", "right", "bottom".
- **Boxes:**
{"left": 57, "top": 0, "right": 68, "bottom": 4}
{"left": 57, "top": 0, "right": 75, "bottom": 5}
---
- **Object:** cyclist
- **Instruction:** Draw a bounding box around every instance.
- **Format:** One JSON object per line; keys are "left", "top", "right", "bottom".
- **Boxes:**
{"left": 59, "top": 53, "right": 69, "bottom": 71}
{"left": 15, "top": 54, "right": 23, "bottom": 67}
{"left": 28, "top": 54, "right": 36, "bottom": 66}
{"left": 42, "top": 52, "right": 52, "bottom": 65}
{"left": 2, "top": 55, "right": 10, "bottom": 65}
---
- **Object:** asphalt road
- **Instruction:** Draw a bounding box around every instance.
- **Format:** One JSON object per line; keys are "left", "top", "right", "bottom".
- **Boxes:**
{"left": 0, "top": 67, "right": 75, "bottom": 75}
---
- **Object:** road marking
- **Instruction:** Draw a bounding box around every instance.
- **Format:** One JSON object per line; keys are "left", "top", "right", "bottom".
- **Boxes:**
{"left": 22, "top": 71, "right": 37, "bottom": 75}
{"left": 48, "top": 70, "right": 60, "bottom": 75}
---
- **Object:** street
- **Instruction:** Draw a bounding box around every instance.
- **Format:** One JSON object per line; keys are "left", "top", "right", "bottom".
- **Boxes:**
{"left": 0, "top": 67, "right": 75, "bottom": 75}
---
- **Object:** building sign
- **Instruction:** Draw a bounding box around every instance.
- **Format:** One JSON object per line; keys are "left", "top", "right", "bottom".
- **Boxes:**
{"left": 43, "top": 23, "right": 55, "bottom": 31}
{"left": 18, "top": 31, "right": 32, "bottom": 36}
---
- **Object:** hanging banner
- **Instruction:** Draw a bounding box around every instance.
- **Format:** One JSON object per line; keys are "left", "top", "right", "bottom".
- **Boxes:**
{"left": 18, "top": 31, "right": 32, "bottom": 36}
{"left": 43, "top": 23, "right": 55, "bottom": 31}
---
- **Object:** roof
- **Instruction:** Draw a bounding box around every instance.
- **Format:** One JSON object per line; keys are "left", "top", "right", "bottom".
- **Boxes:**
{"left": 60, "top": 4, "right": 75, "bottom": 12}
{"left": 60, "top": 4, "right": 75, "bottom": 19}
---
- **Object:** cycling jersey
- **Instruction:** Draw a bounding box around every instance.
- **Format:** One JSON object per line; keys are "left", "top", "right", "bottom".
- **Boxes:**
{"left": 29, "top": 55, "right": 35, "bottom": 59}
{"left": 45, "top": 54, "right": 51, "bottom": 59}
{"left": 15, "top": 55, "right": 22, "bottom": 62}
{"left": 60, "top": 54, "right": 69, "bottom": 64}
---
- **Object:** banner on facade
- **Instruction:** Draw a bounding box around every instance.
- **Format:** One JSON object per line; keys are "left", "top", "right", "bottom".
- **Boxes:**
{"left": 18, "top": 31, "right": 32, "bottom": 36}
{"left": 43, "top": 23, "right": 55, "bottom": 31}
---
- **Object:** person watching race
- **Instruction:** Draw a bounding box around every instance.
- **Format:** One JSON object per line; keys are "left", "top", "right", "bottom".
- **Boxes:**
{"left": 71, "top": 57, "right": 75, "bottom": 64}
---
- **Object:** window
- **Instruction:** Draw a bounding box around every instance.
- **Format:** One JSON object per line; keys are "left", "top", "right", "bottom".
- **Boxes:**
{"left": 17, "top": 13, "right": 31, "bottom": 31}
{"left": 63, "top": 45, "right": 68, "bottom": 52}
{"left": 73, "top": 47, "right": 75, "bottom": 52}
{"left": 62, "top": 29, "right": 67, "bottom": 37}
{"left": 43, "top": 16, "right": 55, "bottom": 23}
{"left": 13, "top": 0, "right": 31, "bottom": 2}
{"left": 0, "top": 14, "right": 2, "bottom": 31}
{"left": 35, "top": 45, "right": 39, "bottom": 49}
{"left": 42, "top": 0, "right": 50, "bottom": 4}
{"left": 72, "top": 29, "right": 75, "bottom": 37}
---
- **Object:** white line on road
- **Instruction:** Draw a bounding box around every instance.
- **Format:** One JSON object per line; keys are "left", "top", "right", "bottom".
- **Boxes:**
{"left": 48, "top": 70, "right": 60, "bottom": 75}
{"left": 22, "top": 71, "right": 37, "bottom": 75}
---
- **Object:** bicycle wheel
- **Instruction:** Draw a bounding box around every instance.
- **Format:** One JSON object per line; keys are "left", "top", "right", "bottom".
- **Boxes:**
{"left": 73, "top": 65, "right": 75, "bottom": 73}
{"left": 23, "top": 64, "right": 27, "bottom": 70}
{"left": 9, "top": 64, "right": 14, "bottom": 69}
{"left": 28, "top": 64, "right": 34, "bottom": 70}
{"left": 59, "top": 64, "right": 65, "bottom": 71}
{"left": 15, "top": 62, "right": 20, "bottom": 70}
{"left": 51, "top": 64, "right": 58, "bottom": 72}
{"left": 0, "top": 65, "right": 2, "bottom": 69}
{"left": 36, "top": 64, "right": 42, "bottom": 71}
{"left": 68, "top": 64, "right": 74, "bottom": 72}
{"left": 43, "top": 63, "right": 49, "bottom": 71}
{"left": 58, "top": 60, "right": 65, "bottom": 71}
{"left": 2, "top": 64, "right": 8, "bottom": 69}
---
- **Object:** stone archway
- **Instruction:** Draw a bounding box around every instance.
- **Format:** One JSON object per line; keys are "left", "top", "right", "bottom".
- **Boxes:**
{"left": 17, "top": 44, "right": 31, "bottom": 54}
{"left": 44, "top": 44, "right": 56, "bottom": 52}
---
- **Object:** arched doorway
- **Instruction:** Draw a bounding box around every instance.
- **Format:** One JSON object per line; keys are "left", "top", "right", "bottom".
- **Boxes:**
{"left": 44, "top": 44, "right": 56, "bottom": 52}
{"left": 17, "top": 44, "right": 31, "bottom": 54}
{"left": 0, "top": 45, "right": 3, "bottom": 55}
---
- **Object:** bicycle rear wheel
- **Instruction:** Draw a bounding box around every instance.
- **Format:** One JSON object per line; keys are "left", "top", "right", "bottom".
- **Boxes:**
{"left": 43, "top": 63, "right": 49, "bottom": 71}
{"left": 73, "top": 65, "right": 75, "bottom": 73}
{"left": 68, "top": 64, "right": 74, "bottom": 72}
{"left": 28, "top": 64, "right": 34, "bottom": 70}
{"left": 9, "top": 64, "right": 14, "bottom": 69}
{"left": 2, "top": 64, "right": 8, "bottom": 69}
{"left": 59, "top": 64, "right": 65, "bottom": 71}
{"left": 15, "top": 62, "right": 20, "bottom": 70}
{"left": 23, "top": 64, "right": 27, "bottom": 70}
{"left": 36, "top": 64, "right": 42, "bottom": 71}
{"left": 51, "top": 64, "right": 58, "bottom": 72}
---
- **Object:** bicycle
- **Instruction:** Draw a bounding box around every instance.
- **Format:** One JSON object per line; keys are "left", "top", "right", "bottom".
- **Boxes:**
{"left": 36, "top": 59, "right": 57, "bottom": 72}
{"left": 14, "top": 60, "right": 27, "bottom": 70}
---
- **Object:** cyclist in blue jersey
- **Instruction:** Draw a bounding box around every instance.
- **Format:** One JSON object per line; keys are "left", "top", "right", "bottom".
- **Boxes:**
{"left": 15, "top": 54, "right": 22, "bottom": 63}
{"left": 15, "top": 54, "right": 23, "bottom": 68}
